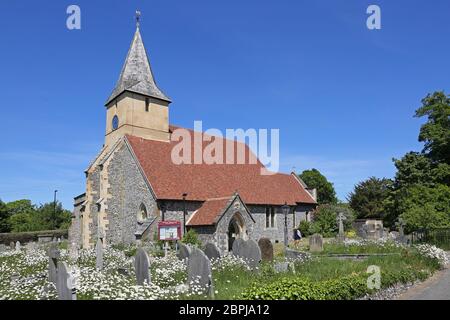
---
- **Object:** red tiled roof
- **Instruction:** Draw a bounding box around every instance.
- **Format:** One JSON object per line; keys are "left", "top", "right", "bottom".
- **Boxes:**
{"left": 126, "top": 128, "right": 316, "bottom": 206}
{"left": 186, "top": 196, "right": 231, "bottom": 226}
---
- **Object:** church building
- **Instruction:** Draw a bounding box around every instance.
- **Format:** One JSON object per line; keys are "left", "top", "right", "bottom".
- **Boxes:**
{"left": 69, "top": 21, "right": 317, "bottom": 253}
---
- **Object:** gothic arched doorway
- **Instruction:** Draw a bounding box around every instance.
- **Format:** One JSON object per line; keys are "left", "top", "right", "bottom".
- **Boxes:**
{"left": 228, "top": 213, "right": 246, "bottom": 251}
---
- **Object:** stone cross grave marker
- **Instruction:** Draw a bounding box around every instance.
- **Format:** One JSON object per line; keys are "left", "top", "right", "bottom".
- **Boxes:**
{"left": 135, "top": 248, "right": 151, "bottom": 285}
{"left": 233, "top": 239, "right": 261, "bottom": 269}
{"left": 309, "top": 234, "right": 323, "bottom": 253}
{"left": 187, "top": 247, "right": 214, "bottom": 298}
{"left": 204, "top": 242, "right": 221, "bottom": 261}
{"left": 395, "top": 218, "right": 406, "bottom": 243}
{"left": 48, "top": 242, "right": 60, "bottom": 285}
{"left": 336, "top": 212, "right": 346, "bottom": 241}
{"left": 177, "top": 243, "right": 191, "bottom": 261}
{"left": 258, "top": 238, "right": 274, "bottom": 262}
{"left": 56, "top": 261, "right": 76, "bottom": 300}
{"left": 95, "top": 239, "right": 103, "bottom": 270}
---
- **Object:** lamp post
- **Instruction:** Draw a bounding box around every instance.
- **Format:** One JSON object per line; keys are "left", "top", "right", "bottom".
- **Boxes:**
{"left": 182, "top": 193, "right": 188, "bottom": 236}
{"left": 282, "top": 202, "right": 290, "bottom": 248}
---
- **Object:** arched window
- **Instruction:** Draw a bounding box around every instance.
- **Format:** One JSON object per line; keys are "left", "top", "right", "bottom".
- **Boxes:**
{"left": 137, "top": 203, "right": 148, "bottom": 224}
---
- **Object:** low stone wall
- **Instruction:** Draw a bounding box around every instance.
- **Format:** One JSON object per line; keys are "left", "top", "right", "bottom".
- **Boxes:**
{"left": 0, "top": 230, "right": 68, "bottom": 245}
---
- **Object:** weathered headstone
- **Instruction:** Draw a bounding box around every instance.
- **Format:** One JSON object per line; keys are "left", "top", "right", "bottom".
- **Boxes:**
{"left": 10, "top": 241, "right": 15, "bottom": 250}
{"left": 274, "top": 262, "right": 289, "bottom": 273}
{"left": 309, "top": 234, "right": 323, "bottom": 253}
{"left": 231, "top": 238, "right": 244, "bottom": 254}
{"left": 69, "top": 242, "right": 79, "bottom": 261}
{"left": 177, "top": 243, "right": 191, "bottom": 261}
{"left": 233, "top": 239, "right": 261, "bottom": 269}
{"left": 204, "top": 242, "right": 221, "bottom": 260}
{"left": 389, "top": 231, "right": 399, "bottom": 240}
{"left": 258, "top": 238, "right": 274, "bottom": 262}
{"left": 285, "top": 248, "right": 309, "bottom": 261}
{"left": 15, "top": 241, "right": 21, "bottom": 252}
{"left": 0, "top": 244, "right": 7, "bottom": 252}
{"left": 48, "top": 242, "right": 60, "bottom": 284}
{"left": 134, "top": 248, "right": 151, "bottom": 285}
{"left": 56, "top": 262, "right": 76, "bottom": 300}
{"left": 95, "top": 239, "right": 103, "bottom": 270}
{"left": 187, "top": 247, "right": 214, "bottom": 297}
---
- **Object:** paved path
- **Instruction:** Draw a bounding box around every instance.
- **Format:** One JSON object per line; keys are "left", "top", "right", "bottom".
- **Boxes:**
{"left": 397, "top": 252, "right": 450, "bottom": 300}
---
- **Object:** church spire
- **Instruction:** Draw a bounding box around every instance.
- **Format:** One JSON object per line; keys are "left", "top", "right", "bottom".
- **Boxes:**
{"left": 105, "top": 14, "right": 171, "bottom": 105}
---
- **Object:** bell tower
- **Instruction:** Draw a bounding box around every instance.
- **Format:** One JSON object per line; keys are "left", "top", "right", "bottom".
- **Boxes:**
{"left": 104, "top": 14, "right": 171, "bottom": 147}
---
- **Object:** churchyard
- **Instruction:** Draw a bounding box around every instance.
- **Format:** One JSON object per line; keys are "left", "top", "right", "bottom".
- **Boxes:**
{"left": 0, "top": 234, "right": 447, "bottom": 300}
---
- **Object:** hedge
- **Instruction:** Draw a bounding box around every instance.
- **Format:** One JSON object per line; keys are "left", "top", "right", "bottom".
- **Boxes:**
{"left": 241, "top": 268, "right": 432, "bottom": 300}
{"left": 0, "top": 230, "right": 68, "bottom": 245}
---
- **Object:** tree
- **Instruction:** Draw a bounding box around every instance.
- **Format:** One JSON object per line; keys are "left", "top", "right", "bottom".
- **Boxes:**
{"left": 348, "top": 177, "right": 392, "bottom": 219}
{"left": 397, "top": 184, "right": 450, "bottom": 232}
{"left": 36, "top": 201, "right": 72, "bottom": 230}
{"left": 6, "top": 199, "right": 35, "bottom": 216}
{"left": 6, "top": 199, "right": 71, "bottom": 232}
{"left": 0, "top": 199, "right": 11, "bottom": 233}
{"left": 299, "top": 169, "right": 338, "bottom": 204}
{"left": 415, "top": 91, "right": 450, "bottom": 164}
{"left": 310, "top": 204, "right": 354, "bottom": 237}
{"left": 383, "top": 91, "right": 450, "bottom": 229}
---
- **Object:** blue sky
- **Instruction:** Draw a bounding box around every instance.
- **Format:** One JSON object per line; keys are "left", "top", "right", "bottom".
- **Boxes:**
{"left": 0, "top": 0, "right": 449, "bottom": 209}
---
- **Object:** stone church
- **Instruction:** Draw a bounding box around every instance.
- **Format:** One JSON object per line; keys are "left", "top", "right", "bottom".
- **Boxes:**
{"left": 69, "top": 22, "right": 317, "bottom": 253}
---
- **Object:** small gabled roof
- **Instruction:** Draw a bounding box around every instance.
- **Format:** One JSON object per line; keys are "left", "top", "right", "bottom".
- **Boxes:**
{"left": 105, "top": 26, "right": 171, "bottom": 105}
{"left": 187, "top": 193, "right": 253, "bottom": 226}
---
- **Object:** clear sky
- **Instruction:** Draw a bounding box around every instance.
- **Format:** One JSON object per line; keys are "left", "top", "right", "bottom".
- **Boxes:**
{"left": 0, "top": 0, "right": 449, "bottom": 209}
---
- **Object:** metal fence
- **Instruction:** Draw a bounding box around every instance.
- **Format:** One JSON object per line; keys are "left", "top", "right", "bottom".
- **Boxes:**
{"left": 411, "top": 228, "right": 450, "bottom": 250}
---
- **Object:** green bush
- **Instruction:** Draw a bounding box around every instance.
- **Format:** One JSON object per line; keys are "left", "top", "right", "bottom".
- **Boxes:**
{"left": 242, "top": 263, "right": 433, "bottom": 300}
{"left": 181, "top": 229, "right": 202, "bottom": 247}
{"left": 298, "top": 220, "right": 312, "bottom": 237}
{"left": 242, "top": 274, "right": 371, "bottom": 300}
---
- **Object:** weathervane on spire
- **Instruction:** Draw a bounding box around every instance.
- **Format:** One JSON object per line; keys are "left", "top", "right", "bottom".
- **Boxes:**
{"left": 135, "top": 10, "right": 141, "bottom": 27}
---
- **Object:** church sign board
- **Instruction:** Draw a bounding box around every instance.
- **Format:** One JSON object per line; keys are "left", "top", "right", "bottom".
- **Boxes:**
{"left": 158, "top": 220, "right": 181, "bottom": 241}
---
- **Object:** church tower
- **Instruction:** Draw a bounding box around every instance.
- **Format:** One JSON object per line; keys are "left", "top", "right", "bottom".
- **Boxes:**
{"left": 104, "top": 19, "right": 171, "bottom": 147}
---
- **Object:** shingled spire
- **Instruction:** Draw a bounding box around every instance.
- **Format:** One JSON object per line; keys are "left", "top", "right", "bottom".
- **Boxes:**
{"left": 105, "top": 23, "right": 171, "bottom": 105}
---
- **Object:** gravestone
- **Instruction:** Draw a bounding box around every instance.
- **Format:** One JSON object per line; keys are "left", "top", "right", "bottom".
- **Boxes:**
{"left": 0, "top": 244, "right": 7, "bottom": 252}
{"left": 233, "top": 239, "right": 261, "bottom": 269}
{"left": 336, "top": 213, "right": 346, "bottom": 241}
{"left": 10, "top": 241, "right": 15, "bottom": 250}
{"left": 285, "top": 248, "right": 309, "bottom": 261}
{"left": 177, "top": 243, "right": 191, "bottom": 261}
{"left": 389, "top": 231, "right": 399, "bottom": 240}
{"left": 56, "top": 262, "right": 76, "bottom": 300}
{"left": 187, "top": 247, "right": 214, "bottom": 297}
{"left": 69, "top": 242, "right": 79, "bottom": 261}
{"left": 48, "top": 243, "right": 60, "bottom": 284}
{"left": 258, "top": 238, "right": 274, "bottom": 262}
{"left": 95, "top": 239, "right": 103, "bottom": 270}
{"left": 231, "top": 238, "right": 244, "bottom": 254}
{"left": 204, "top": 243, "right": 221, "bottom": 260}
{"left": 15, "top": 241, "right": 21, "bottom": 252}
{"left": 396, "top": 218, "right": 406, "bottom": 244}
{"left": 309, "top": 234, "right": 323, "bottom": 253}
{"left": 134, "top": 248, "right": 151, "bottom": 285}
{"left": 274, "top": 262, "right": 289, "bottom": 273}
